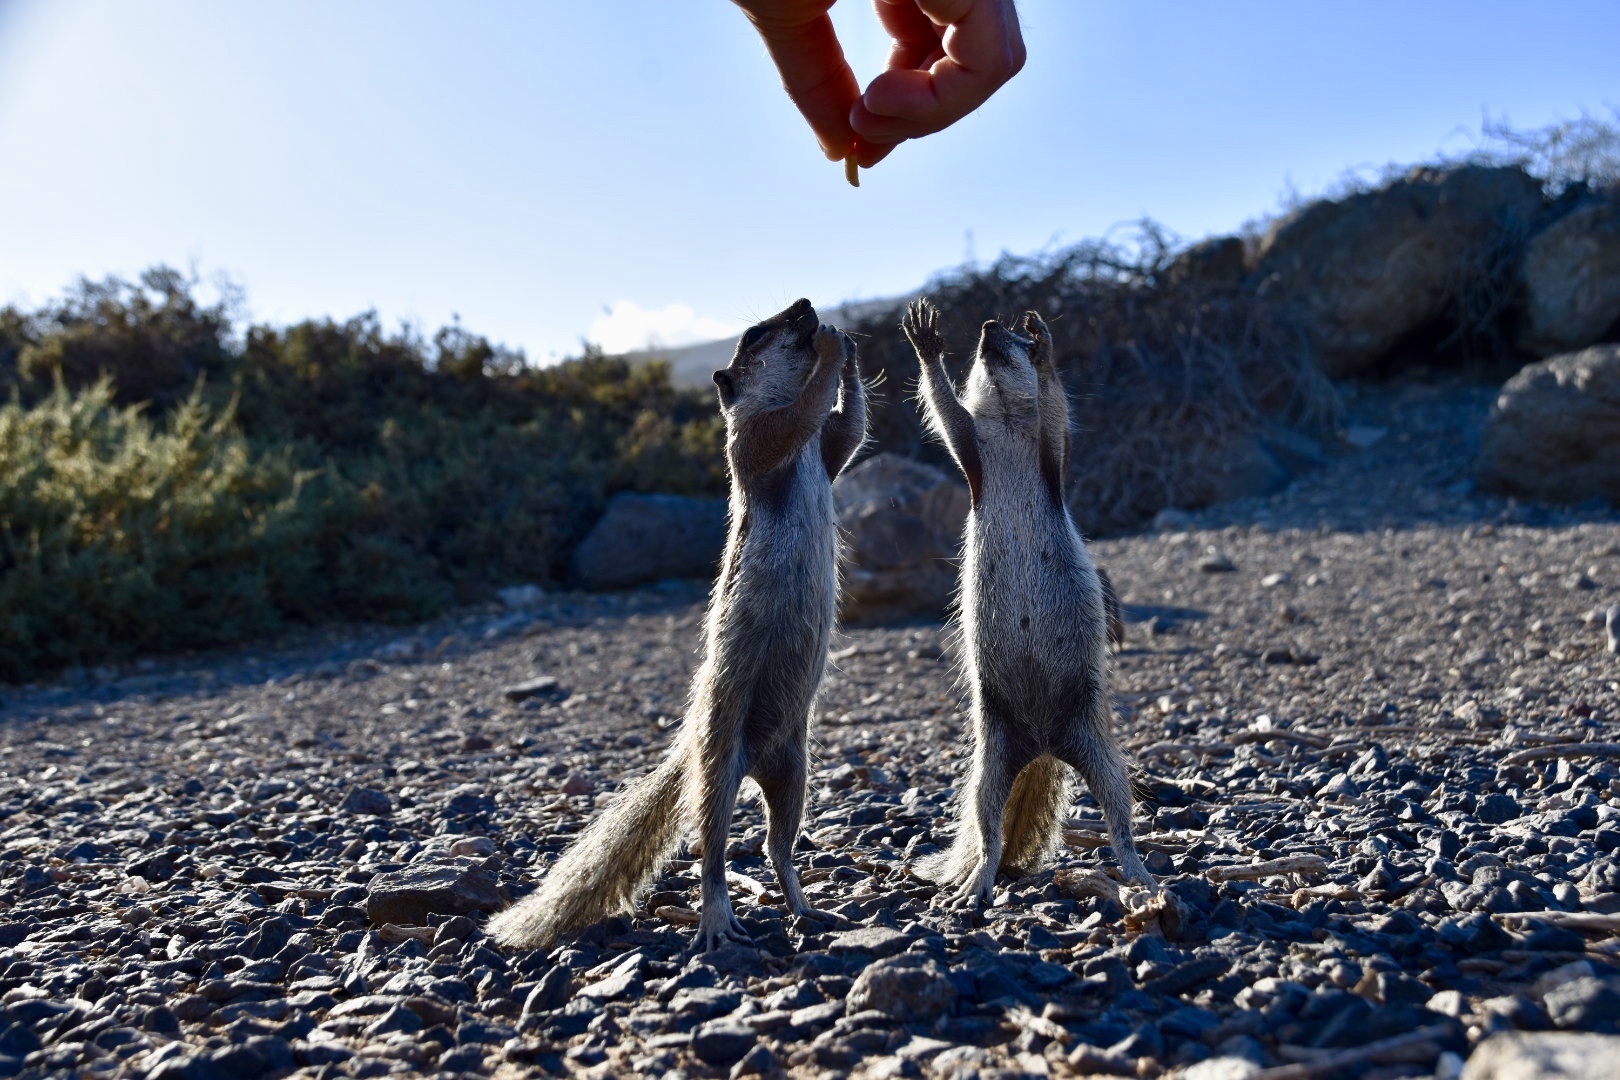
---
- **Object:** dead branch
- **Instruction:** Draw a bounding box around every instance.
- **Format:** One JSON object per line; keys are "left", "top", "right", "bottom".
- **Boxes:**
{"left": 1290, "top": 883, "right": 1362, "bottom": 907}
{"left": 1228, "top": 729, "right": 1332, "bottom": 749}
{"left": 1354, "top": 723, "right": 1496, "bottom": 744}
{"left": 653, "top": 904, "right": 699, "bottom": 926}
{"left": 1499, "top": 742, "right": 1620, "bottom": 767}
{"left": 1207, "top": 854, "right": 1330, "bottom": 882}
{"left": 1053, "top": 867, "right": 1121, "bottom": 903}
{"left": 1063, "top": 827, "right": 1185, "bottom": 854}
{"left": 1137, "top": 741, "right": 1234, "bottom": 760}
{"left": 1006, "top": 1006, "right": 1072, "bottom": 1043}
{"left": 726, "top": 870, "right": 770, "bottom": 900}
{"left": 1253, "top": 1024, "right": 1453, "bottom": 1080}
{"left": 1496, "top": 910, "right": 1620, "bottom": 934}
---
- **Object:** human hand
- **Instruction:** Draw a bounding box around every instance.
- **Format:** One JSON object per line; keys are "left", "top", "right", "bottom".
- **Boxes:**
{"left": 731, "top": 0, "right": 1026, "bottom": 169}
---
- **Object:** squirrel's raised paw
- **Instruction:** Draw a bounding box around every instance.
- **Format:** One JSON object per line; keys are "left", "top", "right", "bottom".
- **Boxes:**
{"left": 813, "top": 325, "right": 855, "bottom": 367}
{"left": 1022, "top": 310, "right": 1052, "bottom": 365}
{"left": 901, "top": 299, "right": 945, "bottom": 358}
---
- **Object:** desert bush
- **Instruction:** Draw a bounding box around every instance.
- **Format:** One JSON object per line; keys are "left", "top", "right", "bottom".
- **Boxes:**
{"left": 12, "top": 268, "right": 239, "bottom": 410}
{"left": 1474, "top": 107, "right": 1620, "bottom": 198}
{"left": 848, "top": 224, "right": 1339, "bottom": 536}
{"left": 0, "top": 379, "right": 318, "bottom": 679}
{"left": 0, "top": 272, "right": 725, "bottom": 680}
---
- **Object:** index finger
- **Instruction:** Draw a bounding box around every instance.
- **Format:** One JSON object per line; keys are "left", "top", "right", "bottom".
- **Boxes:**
{"left": 745, "top": 12, "right": 864, "bottom": 161}
{"left": 854, "top": 0, "right": 1025, "bottom": 144}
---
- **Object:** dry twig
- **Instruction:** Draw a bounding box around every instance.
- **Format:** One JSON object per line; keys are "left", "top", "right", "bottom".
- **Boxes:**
{"left": 1290, "top": 883, "right": 1362, "bottom": 907}
{"left": 653, "top": 904, "right": 699, "bottom": 926}
{"left": 1137, "top": 741, "right": 1233, "bottom": 761}
{"left": 1499, "top": 742, "right": 1620, "bottom": 767}
{"left": 1229, "top": 729, "right": 1332, "bottom": 749}
{"left": 1207, "top": 855, "right": 1330, "bottom": 882}
{"left": 1496, "top": 910, "right": 1620, "bottom": 934}
{"left": 1253, "top": 1024, "right": 1453, "bottom": 1079}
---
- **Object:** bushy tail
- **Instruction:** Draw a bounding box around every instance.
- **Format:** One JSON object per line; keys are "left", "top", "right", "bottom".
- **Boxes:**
{"left": 488, "top": 749, "right": 688, "bottom": 950}
{"left": 915, "top": 814, "right": 980, "bottom": 887}
{"left": 916, "top": 754, "right": 1072, "bottom": 886}
{"left": 1000, "top": 754, "right": 1072, "bottom": 875}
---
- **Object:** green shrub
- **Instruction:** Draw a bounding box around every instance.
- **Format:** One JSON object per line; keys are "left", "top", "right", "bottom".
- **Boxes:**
{"left": 0, "top": 271, "right": 726, "bottom": 680}
{"left": 13, "top": 268, "right": 237, "bottom": 410}
{"left": 0, "top": 379, "right": 318, "bottom": 679}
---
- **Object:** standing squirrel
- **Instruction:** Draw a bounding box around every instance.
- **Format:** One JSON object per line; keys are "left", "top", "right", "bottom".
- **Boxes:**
{"left": 901, "top": 299, "right": 1152, "bottom": 903}
{"left": 489, "top": 299, "right": 867, "bottom": 952}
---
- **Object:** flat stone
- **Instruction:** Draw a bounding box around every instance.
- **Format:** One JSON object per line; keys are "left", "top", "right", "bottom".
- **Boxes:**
{"left": 339, "top": 787, "right": 392, "bottom": 817}
{"left": 502, "top": 676, "right": 565, "bottom": 703}
{"left": 1461, "top": 1032, "right": 1620, "bottom": 1079}
{"left": 691, "top": 1021, "right": 756, "bottom": 1067}
{"left": 576, "top": 969, "right": 642, "bottom": 1003}
{"left": 365, "top": 861, "right": 501, "bottom": 925}
{"left": 827, "top": 926, "right": 911, "bottom": 958}
{"left": 1543, "top": 977, "right": 1620, "bottom": 1029}
{"left": 847, "top": 954, "right": 956, "bottom": 1022}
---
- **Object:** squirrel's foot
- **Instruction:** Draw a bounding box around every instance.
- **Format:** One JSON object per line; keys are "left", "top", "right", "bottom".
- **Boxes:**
{"left": 1121, "top": 861, "right": 1158, "bottom": 889}
{"left": 689, "top": 910, "right": 752, "bottom": 955}
{"left": 935, "top": 865, "right": 995, "bottom": 912}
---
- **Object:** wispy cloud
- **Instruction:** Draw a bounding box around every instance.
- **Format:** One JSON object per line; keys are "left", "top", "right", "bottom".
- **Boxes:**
{"left": 587, "top": 300, "right": 739, "bottom": 354}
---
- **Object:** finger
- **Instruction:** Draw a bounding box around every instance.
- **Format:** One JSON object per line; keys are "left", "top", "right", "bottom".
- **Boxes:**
{"left": 854, "top": 0, "right": 1025, "bottom": 143}
{"left": 850, "top": 0, "right": 945, "bottom": 166}
{"left": 872, "top": 0, "right": 944, "bottom": 70}
{"left": 743, "top": 12, "right": 863, "bottom": 161}
{"left": 852, "top": 133, "right": 896, "bottom": 168}
{"left": 912, "top": 0, "right": 977, "bottom": 20}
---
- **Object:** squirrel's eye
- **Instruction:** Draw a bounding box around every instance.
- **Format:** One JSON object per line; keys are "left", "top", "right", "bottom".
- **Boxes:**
{"left": 739, "top": 325, "right": 767, "bottom": 351}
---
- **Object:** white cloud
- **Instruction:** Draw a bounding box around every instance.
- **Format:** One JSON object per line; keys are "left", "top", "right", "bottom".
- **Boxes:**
{"left": 587, "top": 300, "right": 739, "bottom": 355}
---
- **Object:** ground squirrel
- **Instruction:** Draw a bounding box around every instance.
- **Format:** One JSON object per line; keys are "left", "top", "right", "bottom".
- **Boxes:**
{"left": 901, "top": 299, "right": 1153, "bottom": 903}
{"left": 488, "top": 299, "right": 867, "bottom": 953}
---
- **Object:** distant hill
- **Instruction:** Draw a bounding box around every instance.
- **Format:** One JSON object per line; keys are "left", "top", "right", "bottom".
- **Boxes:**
{"left": 623, "top": 295, "right": 914, "bottom": 389}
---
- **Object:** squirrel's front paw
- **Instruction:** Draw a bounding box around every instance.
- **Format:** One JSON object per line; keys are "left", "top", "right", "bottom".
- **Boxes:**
{"left": 902, "top": 299, "right": 945, "bottom": 358}
{"left": 813, "top": 325, "right": 852, "bottom": 365}
{"left": 1022, "top": 311, "right": 1052, "bottom": 364}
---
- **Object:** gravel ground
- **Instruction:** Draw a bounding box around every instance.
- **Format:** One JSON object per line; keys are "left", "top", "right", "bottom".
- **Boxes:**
{"left": 2, "top": 376, "right": 1618, "bottom": 1080}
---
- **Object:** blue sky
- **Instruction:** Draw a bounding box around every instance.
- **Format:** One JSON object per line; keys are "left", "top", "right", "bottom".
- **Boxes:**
{"left": 1, "top": 0, "right": 1616, "bottom": 361}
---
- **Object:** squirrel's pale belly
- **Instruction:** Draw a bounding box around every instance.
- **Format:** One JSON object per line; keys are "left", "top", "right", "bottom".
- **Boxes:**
{"left": 961, "top": 501, "right": 1104, "bottom": 698}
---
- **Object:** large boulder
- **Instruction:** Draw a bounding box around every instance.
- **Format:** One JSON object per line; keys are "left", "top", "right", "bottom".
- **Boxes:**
{"left": 571, "top": 493, "right": 727, "bottom": 590}
{"left": 1518, "top": 197, "right": 1620, "bottom": 356}
{"left": 1254, "top": 165, "right": 1546, "bottom": 377}
{"left": 1477, "top": 344, "right": 1620, "bottom": 503}
{"left": 1181, "top": 433, "right": 1292, "bottom": 507}
{"left": 834, "top": 454, "right": 969, "bottom": 623}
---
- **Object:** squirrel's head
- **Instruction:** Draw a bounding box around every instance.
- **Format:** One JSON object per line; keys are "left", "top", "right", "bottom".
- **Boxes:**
{"left": 713, "top": 298, "right": 820, "bottom": 417}
{"left": 963, "top": 319, "right": 1040, "bottom": 435}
